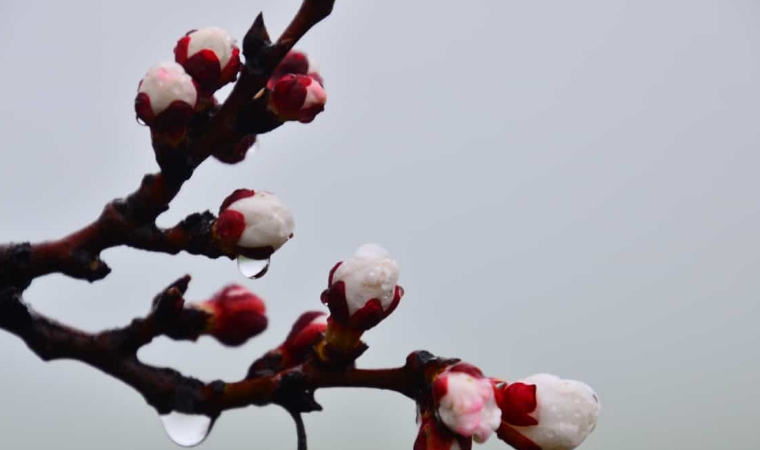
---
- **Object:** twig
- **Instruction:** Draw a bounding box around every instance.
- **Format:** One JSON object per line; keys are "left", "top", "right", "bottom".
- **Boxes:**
{"left": 0, "top": 276, "right": 430, "bottom": 418}
{"left": 0, "top": 0, "right": 336, "bottom": 288}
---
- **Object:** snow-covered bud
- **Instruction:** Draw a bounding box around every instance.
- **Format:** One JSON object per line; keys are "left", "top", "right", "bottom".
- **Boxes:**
{"left": 213, "top": 189, "right": 295, "bottom": 259}
{"left": 135, "top": 62, "right": 197, "bottom": 130}
{"left": 415, "top": 410, "right": 472, "bottom": 450}
{"left": 494, "top": 374, "right": 600, "bottom": 450}
{"left": 321, "top": 243, "right": 403, "bottom": 334}
{"left": 268, "top": 50, "right": 323, "bottom": 89}
{"left": 193, "top": 284, "right": 267, "bottom": 346}
{"left": 268, "top": 74, "right": 327, "bottom": 124}
{"left": 175, "top": 27, "right": 240, "bottom": 92}
{"left": 281, "top": 311, "right": 328, "bottom": 361}
{"left": 432, "top": 364, "right": 502, "bottom": 444}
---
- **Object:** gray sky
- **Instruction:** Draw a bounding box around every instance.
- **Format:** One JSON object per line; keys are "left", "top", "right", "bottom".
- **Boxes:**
{"left": 1, "top": 0, "right": 759, "bottom": 449}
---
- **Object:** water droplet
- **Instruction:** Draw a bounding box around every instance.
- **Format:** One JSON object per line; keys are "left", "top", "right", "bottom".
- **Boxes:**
{"left": 136, "top": 115, "right": 147, "bottom": 126}
{"left": 159, "top": 411, "right": 214, "bottom": 447}
{"left": 237, "top": 255, "right": 270, "bottom": 279}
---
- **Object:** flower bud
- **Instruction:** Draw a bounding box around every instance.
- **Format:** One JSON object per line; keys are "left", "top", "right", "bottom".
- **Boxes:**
{"left": 494, "top": 374, "right": 600, "bottom": 450}
{"left": 268, "top": 50, "right": 323, "bottom": 89}
{"left": 281, "top": 311, "right": 328, "bottom": 362}
{"left": 321, "top": 243, "right": 403, "bottom": 333}
{"left": 213, "top": 189, "right": 295, "bottom": 259}
{"left": 175, "top": 27, "right": 240, "bottom": 92}
{"left": 193, "top": 284, "right": 267, "bottom": 346}
{"left": 135, "top": 62, "right": 197, "bottom": 130}
{"left": 415, "top": 410, "right": 472, "bottom": 450}
{"left": 432, "top": 363, "right": 502, "bottom": 444}
{"left": 268, "top": 74, "right": 327, "bottom": 123}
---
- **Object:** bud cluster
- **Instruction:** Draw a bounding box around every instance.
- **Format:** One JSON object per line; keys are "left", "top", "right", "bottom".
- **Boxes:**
{"left": 134, "top": 26, "right": 240, "bottom": 141}
{"left": 415, "top": 360, "right": 600, "bottom": 450}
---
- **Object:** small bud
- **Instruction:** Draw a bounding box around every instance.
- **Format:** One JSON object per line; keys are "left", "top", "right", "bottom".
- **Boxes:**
{"left": 268, "top": 74, "right": 327, "bottom": 123}
{"left": 433, "top": 364, "right": 502, "bottom": 444}
{"left": 280, "top": 311, "right": 328, "bottom": 362}
{"left": 213, "top": 189, "right": 295, "bottom": 259}
{"left": 213, "top": 133, "right": 256, "bottom": 165}
{"left": 135, "top": 62, "right": 197, "bottom": 130}
{"left": 175, "top": 27, "right": 240, "bottom": 92}
{"left": 268, "top": 50, "right": 323, "bottom": 89}
{"left": 193, "top": 284, "right": 267, "bottom": 346}
{"left": 321, "top": 243, "right": 404, "bottom": 333}
{"left": 415, "top": 410, "right": 472, "bottom": 450}
{"left": 494, "top": 374, "right": 600, "bottom": 450}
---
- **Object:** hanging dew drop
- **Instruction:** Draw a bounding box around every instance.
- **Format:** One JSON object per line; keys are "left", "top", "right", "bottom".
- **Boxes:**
{"left": 237, "top": 255, "right": 270, "bottom": 279}
{"left": 159, "top": 412, "right": 214, "bottom": 447}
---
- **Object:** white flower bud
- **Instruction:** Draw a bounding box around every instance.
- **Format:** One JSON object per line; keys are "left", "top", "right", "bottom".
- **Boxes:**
{"left": 215, "top": 190, "right": 294, "bottom": 256}
{"left": 137, "top": 62, "right": 197, "bottom": 117}
{"left": 331, "top": 243, "right": 400, "bottom": 316}
{"left": 512, "top": 374, "right": 600, "bottom": 450}
{"left": 185, "top": 27, "right": 237, "bottom": 69}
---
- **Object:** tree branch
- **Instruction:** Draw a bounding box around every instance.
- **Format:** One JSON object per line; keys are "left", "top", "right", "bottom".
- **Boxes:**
{"left": 0, "top": 277, "right": 427, "bottom": 420}
{"left": 0, "top": 0, "right": 336, "bottom": 288}
{"left": 0, "top": 1, "right": 477, "bottom": 448}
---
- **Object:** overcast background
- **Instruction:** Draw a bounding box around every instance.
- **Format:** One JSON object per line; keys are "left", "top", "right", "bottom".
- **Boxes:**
{"left": 1, "top": 0, "right": 758, "bottom": 449}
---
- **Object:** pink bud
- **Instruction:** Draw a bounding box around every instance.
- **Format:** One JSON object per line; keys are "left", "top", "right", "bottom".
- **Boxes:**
{"left": 135, "top": 62, "right": 197, "bottom": 130}
{"left": 415, "top": 410, "right": 472, "bottom": 450}
{"left": 269, "top": 74, "right": 327, "bottom": 124}
{"left": 494, "top": 374, "right": 600, "bottom": 450}
{"left": 432, "top": 364, "right": 502, "bottom": 444}
{"left": 213, "top": 189, "right": 295, "bottom": 259}
{"left": 175, "top": 27, "right": 240, "bottom": 92}
{"left": 320, "top": 243, "right": 404, "bottom": 332}
{"left": 194, "top": 284, "right": 267, "bottom": 346}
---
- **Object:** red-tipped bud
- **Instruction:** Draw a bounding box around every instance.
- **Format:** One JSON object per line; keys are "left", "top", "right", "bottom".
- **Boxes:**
{"left": 175, "top": 27, "right": 240, "bottom": 93}
{"left": 268, "top": 50, "right": 322, "bottom": 89}
{"left": 194, "top": 284, "right": 267, "bottom": 346}
{"left": 268, "top": 74, "right": 327, "bottom": 124}
{"left": 432, "top": 363, "right": 502, "bottom": 444}
{"left": 494, "top": 374, "right": 600, "bottom": 450}
{"left": 415, "top": 410, "right": 472, "bottom": 450}
{"left": 135, "top": 62, "right": 197, "bottom": 131}
{"left": 321, "top": 243, "right": 404, "bottom": 333}
{"left": 213, "top": 189, "right": 295, "bottom": 259}
{"left": 280, "top": 311, "right": 328, "bottom": 362}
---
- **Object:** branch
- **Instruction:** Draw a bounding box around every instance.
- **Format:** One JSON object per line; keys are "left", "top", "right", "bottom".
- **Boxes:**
{"left": 0, "top": 0, "right": 336, "bottom": 288}
{"left": 0, "top": 278, "right": 425, "bottom": 420}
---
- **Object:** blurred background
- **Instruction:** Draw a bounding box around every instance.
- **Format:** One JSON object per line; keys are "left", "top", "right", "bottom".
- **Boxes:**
{"left": 0, "top": 0, "right": 758, "bottom": 449}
